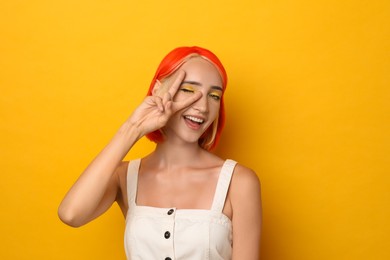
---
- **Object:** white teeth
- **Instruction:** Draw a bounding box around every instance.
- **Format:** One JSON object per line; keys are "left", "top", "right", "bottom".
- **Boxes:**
{"left": 185, "top": 116, "right": 204, "bottom": 124}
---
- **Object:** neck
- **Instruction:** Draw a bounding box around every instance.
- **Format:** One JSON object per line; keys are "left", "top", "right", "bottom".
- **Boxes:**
{"left": 150, "top": 140, "right": 205, "bottom": 169}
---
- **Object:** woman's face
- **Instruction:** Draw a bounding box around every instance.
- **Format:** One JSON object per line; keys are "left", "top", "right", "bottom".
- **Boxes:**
{"left": 163, "top": 57, "right": 223, "bottom": 145}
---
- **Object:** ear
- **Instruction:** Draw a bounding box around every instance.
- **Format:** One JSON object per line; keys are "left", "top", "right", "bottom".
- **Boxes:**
{"left": 152, "top": 80, "right": 162, "bottom": 96}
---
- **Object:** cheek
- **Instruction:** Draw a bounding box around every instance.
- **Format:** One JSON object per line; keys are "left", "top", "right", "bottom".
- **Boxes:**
{"left": 209, "top": 102, "right": 220, "bottom": 119}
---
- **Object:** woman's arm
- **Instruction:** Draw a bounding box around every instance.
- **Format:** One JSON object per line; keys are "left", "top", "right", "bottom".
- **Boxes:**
{"left": 58, "top": 71, "right": 201, "bottom": 227}
{"left": 57, "top": 123, "right": 141, "bottom": 227}
{"left": 231, "top": 165, "right": 262, "bottom": 259}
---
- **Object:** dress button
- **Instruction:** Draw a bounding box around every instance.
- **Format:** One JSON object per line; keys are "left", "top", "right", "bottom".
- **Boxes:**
{"left": 164, "top": 231, "right": 171, "bottom": 239}
{"left": 167, "top": 209, "right": 174, "bottom": 215}
{"left": 165, "top": 258, "right": 172, "bottom": 260}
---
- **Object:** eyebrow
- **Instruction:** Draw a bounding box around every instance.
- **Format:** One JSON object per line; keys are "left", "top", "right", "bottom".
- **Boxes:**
{"left": 181, "top": 81, "right": 223, "bottom": 91}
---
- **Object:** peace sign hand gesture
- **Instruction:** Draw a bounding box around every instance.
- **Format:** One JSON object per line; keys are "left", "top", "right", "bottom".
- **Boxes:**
{"left": 127, "top": 70, "right": 202, "bottom": 139}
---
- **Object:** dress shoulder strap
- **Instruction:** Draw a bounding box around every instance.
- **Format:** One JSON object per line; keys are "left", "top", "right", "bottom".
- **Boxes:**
{"left": 211, "top": 159, "right": 237, "bottom": 213}
{"left": 126, "top": 159, "right": 141, "bottom": 208}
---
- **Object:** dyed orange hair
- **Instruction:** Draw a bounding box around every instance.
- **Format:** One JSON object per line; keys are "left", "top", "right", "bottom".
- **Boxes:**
{"left": 145, "top": 46, "right": 228, "bottom": 150}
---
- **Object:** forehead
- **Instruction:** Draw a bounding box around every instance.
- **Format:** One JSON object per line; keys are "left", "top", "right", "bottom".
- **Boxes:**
{"left": 179, "top": 57, "right": 223, "bottom": 86}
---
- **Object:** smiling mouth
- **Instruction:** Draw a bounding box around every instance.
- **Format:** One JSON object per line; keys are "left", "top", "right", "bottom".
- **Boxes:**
{"left": 184, "top": 115, "right": 205, "bottom": 124}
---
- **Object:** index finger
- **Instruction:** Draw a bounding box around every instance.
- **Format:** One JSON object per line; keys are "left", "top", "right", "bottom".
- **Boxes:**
{"left": 166, "top": 70, "right": 186, "bottom": 98}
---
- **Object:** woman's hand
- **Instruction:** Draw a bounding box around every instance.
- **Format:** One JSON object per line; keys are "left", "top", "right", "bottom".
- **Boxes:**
{"left": 58, "top": 71, "right": 202, "bottom": 227}
{"left": 128, "top": 70, "right": 202, "bottom": 137}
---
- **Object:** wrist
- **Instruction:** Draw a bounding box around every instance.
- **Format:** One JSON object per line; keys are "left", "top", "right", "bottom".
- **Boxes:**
{"left": 117, "top": 120, "right": 143, "bottom": 142}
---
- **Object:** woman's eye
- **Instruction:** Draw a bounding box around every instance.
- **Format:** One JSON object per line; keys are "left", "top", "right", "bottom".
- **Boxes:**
{"left": 180, "top": 87, "right": 195, "bottom": 93}
{"left": 209, "top": 93, "right": 221, "bottom": 101}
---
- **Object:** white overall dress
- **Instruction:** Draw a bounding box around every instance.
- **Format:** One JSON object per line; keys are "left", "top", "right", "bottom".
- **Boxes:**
{"left": 124, "top": 159, "right": 237, "bottom": 260}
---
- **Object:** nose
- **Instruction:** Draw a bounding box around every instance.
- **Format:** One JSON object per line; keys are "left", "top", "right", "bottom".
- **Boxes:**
{"left": 192, "top": 92, "right": 208, "bottom": 113}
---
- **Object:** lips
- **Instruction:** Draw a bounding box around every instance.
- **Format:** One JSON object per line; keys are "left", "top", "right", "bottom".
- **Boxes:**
{"left": 183, "top": 115, "right": 205, "bottom": 130}
{"left": 184, "top": 115, "right": 204, "bottom": 124}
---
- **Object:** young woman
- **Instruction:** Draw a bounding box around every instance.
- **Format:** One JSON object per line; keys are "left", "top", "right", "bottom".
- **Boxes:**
{"left": 58, "top": 46, "right": 262, "bottom": 259}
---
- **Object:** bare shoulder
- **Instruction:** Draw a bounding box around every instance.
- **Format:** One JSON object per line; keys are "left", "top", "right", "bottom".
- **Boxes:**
{"left": 229, "top": 163, "right": 262, "bottom": 206}
{"left": 231, "top": 163, "right": 261, "bottom": 191}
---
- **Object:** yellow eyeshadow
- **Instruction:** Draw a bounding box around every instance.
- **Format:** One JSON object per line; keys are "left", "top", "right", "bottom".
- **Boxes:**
{"left": 180, "top": 85, "right": 196, "bottom": 92}
{"left": 209, "top": 91, "right": 221, "bottom": 98}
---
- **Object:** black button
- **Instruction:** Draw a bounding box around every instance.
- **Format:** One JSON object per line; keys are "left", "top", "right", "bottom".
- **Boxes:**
{"left": 164, "top": 231, "right": 171, "bottom": 239}
{"left": 167, "top": 209, "right": 174, "bottom": 215}
{"left": 165, "top": 258, "right": 172, "bottom": 260}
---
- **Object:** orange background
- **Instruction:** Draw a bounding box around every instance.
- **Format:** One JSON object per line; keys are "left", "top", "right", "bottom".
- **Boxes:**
{"left": 1, "top": 0, "right": 389, "bottom": 259}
